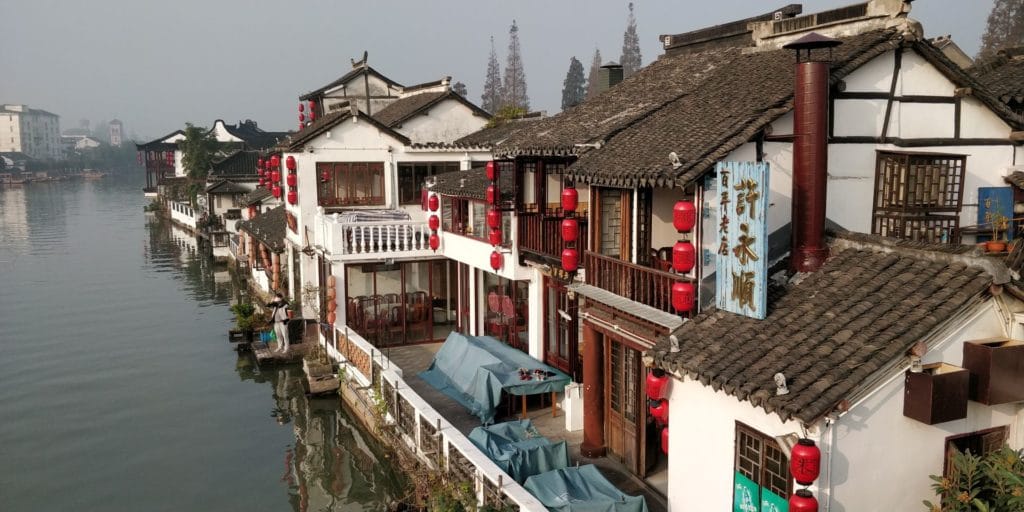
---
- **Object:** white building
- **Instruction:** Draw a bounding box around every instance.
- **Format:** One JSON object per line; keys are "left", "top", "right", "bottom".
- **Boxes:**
{"left": 1, "top": 104, "right": 62, "bottom": 160}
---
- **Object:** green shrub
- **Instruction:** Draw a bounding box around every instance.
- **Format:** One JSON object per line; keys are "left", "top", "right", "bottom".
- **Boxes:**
{"left": 924, "top": 446, "right": 1024, "bottom": 511}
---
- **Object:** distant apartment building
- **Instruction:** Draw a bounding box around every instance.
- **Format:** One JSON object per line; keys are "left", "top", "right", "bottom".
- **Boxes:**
{"left": 109, "top": 119, "right": 123, "bottom": 147}
{"left": 0, "top": 104, "right": 62, "bottom": 160}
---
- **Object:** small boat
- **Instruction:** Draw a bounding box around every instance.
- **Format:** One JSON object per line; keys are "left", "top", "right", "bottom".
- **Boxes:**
{"left": 82, "top": 170, "right": 107, "bottom": 180}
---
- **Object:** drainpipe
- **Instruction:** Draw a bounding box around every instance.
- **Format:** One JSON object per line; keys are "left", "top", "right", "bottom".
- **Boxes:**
{"left": 783, "top": 33, "right": 841, "bottom": 273}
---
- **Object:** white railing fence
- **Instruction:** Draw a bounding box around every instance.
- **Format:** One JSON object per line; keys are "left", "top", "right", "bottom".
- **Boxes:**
{"left": 315, "top": 212, "right": 431, "bottom": 258}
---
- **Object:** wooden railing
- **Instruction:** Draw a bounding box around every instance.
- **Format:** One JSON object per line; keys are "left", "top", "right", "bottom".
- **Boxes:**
{"left": 584, "top": 251, "right": 693, "bottom": 314}
{"left": 518, "top": 212, "right": 589, "bottom": 260}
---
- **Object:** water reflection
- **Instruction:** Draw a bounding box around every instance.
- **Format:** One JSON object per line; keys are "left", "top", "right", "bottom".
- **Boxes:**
{"left": 143, "top": 213, "right": 236, "bottom": 306}
{"left": 238, "top": 361, "right": 406, "bottom": 511}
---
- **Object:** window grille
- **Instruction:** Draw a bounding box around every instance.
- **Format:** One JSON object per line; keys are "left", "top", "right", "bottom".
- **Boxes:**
{"left": 871, "top": 151, "right": 966, "bottom": 244}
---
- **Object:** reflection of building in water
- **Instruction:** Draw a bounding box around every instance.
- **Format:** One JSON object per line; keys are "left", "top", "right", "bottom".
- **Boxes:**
{"left": 0, "top": 186, "right": 29, "bottom": 258}
{"left": 269, "top": 367, "right": 402, "bottom": 511}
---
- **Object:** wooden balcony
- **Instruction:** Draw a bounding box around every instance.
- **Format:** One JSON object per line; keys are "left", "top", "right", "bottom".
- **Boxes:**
{"left": 584, "top": 251, "right": 693, "bottom": 315}
{"left": 518, "top": 212, "right": 589, "bottom": 261}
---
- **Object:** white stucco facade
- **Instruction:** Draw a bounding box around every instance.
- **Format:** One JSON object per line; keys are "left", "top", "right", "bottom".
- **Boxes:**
{"left": 1, "top": 104, "right": 62, "bottom": 160}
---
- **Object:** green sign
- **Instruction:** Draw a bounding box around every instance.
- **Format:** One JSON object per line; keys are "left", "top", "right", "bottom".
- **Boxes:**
{"left": 734, "top": 471, "right": 760, "bottom": 512}
{"left": 762, "top": 488, "right": 789, "bottom": 512}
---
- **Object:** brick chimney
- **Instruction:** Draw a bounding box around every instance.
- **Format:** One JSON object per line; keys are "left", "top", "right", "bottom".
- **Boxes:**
{"left": 784, "top": 33, "right": 841, "bottom": 273}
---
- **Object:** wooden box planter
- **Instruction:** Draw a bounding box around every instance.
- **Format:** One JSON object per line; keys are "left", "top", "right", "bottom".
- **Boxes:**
{"left": 904, "top": 363, "right": 969, "bottom": 425}
{"left": 962, "top": 337, "right": 1024, "bottom": 405}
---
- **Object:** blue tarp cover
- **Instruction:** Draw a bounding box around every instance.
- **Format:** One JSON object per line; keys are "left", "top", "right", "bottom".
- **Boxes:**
{"left": 468, "top": 420, "right": 570, "bottom": 484}
{"left": 418, "top": 332, "right": 571, "bottom": 424}
{"left": 523, "top": 465, "right": 649, "bottom": 512}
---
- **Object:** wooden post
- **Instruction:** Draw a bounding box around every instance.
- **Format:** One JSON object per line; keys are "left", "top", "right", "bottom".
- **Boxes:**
{"left": 521, "top": 395, "right": 527, "bottom": 419}
{"left": 580, "top": 323, "right": 606, "bottom": 457}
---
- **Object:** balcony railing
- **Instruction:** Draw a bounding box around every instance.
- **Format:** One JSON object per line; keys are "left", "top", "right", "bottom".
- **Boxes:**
{"left": 518, "top": 212, "right": 589, "bottom": 260}
{"left": 317, "top": 212, "right": 432, "bottom": 258}
{"left": 584, "top": 251, "right": 693, "bottom": 314}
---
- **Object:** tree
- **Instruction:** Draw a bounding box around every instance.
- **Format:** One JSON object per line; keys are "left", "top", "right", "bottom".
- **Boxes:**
{"left": 502, "top": 20, "right": 530, "bottom": 111}
{"left": 180, "top": 123, "right": 216, "bottom": 181}
{"left": 620, "top": 2, "right": 642, "bottom": 77}
{"left": 481, "top": 36, "right": 503, "bottom": 114}
{"left": 978, "top": 0, "right": 1024, "bottom": 60}
{"left": 586, "top": 48, "right": 603, "bottom": 99}
{"left": 561, "top": 57, "right": 586, "bottom": 110}
{"left": 451, "top": 81, "right": 468, "bottom": 96}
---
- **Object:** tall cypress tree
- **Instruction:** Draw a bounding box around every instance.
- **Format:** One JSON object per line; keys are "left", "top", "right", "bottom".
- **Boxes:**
{"left": 978, "top": 0, "right": 1024, "bottom": 60}
{"left": 502, "top": 20, "right": 530, "bottom": 110}
{"left": 586, "top": 48, "right": 603, "bottom": 99}
{"left": 481, "top": 36, "right": 503, "bottom": 114}
{"left": 561, "top": 57, "right": 586, "bottom": 111}
{"left": 620, "top": 2, "right": 642, "bottom": 77}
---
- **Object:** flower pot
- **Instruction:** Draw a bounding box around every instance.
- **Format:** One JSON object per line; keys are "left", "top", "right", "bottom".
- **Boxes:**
{"left": 986, "top": 240, "right": 1007, "bottom": 253}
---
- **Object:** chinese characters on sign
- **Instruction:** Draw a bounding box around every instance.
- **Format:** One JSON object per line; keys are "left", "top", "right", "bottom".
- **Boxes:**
{"left": 716, "top": 162, "right": 769, "bottom": 320}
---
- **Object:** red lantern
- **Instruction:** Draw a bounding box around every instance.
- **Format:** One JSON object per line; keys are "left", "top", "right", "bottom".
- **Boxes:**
{"left": 271, "top": 185, "right": 282, "bottom": 198}
{"left": 672, "top": 282, "right": 694, "bottom": 313}
{"left": 648, "top": 398, "right": 669, "bottom": 425}
{"left": 673, "top": 201, "right": 697, "bottom": 232}
{"left": 646, "top": 369, "right": 669, "bottom": 401}
{"left": 661, "top": 427, "right": 669, "bottom": 455}
{"left": 486, "top": 185, "right": 498, "bottom": 205}
{"left": 285, "top": 155, "right": 296, "bottom": 171}
{"left": 270, "top": 155, "right": 280, "bottom": 170}
{"left": 258, "top": 177, "right": 266, "bottom": 187}
{"left": 428, "top": 194, "right": 439, "bottom": 212}
{"left": 299, "top": 113, "right": 305, "bottom": 123}
{"left": 287, "top": 190, "right": 298, "bottom": 205}
{"left": 428, "top": 215, "right": 440, "bottom": 231}
{"left": 561, "top": 248, "right": 579, "bottom": 272}
{"left": 789, "top": 490, "right": 818, "bottom": 512}
{"left": 286, "top": 173, "right": 297, "bottom": 187}
{"left": 487, "top": 208, "right": 501, "bottom": 229}
{"left": 327, "top": 311, "right": 336, "bottom": 324}
{"left": 270, "top": 170, "right": 280, "bottom": 184}
{"left": 790, "top": 439, "right": 821, "bottom": 485}
{"left": 257, "top": 167, "right": 265, "bottom": 177}
{"left": 298, "top": 103, "right": 304, "bottom": 112}
{"left": 489, "top": 229, "right": 502, "bottom": 246}
{"left": 672, "top": 241, "right": 696, "bottom": 273}
{"left": 490, "top": 250, "right": 503, "bottom": 271}
{"left": 421, "top": 188, "right": 428, "bottom": 210}
{"left": 308, "top": 100, "right": 315, "bottom": 112}
{"left": 561, "top": 218, "right": 578, "bottom": 242}
{"left": 321, "top": 168, "right": 331, "bottom": 183}
{"left": 258, "top": 157, "right": 265, "bottom": 168}
{"left": 485, "top": 161, "right": 497, "bottom": 181}
{"left": 429, "top": 233, "right": 440, "bottom": 251}
{"left": 309, "top": 109, "right": 316, "bottom": 121}
{"left": 165, "top": 151, "right": 174, "bottom": 165}
{"left": 561, "top": 187, "right": 578, "bottom": 212}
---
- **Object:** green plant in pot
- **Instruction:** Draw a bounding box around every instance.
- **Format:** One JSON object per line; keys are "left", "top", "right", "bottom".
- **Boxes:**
{"left": 230, "top": 302, "right": 257, "bottom": 342}
{"left": 984, "top": 198, "right": 1009, "bottom": 253}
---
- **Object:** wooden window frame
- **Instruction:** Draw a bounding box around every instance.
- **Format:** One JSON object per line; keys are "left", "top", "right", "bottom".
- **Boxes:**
{"left": 543, "top": 277, "right": 578, "bottom": 377}
{"left": 734, "top": 422, "right": 793, "bottom": 505}
{"left": 943, "top": 425, "right": 1009, "bottom": 477}
{"left": 317, "top": 161, "right": 385, "bottom": 207}
{"left": 397, "top": 162, "right": 460, "bottom": 205}
{"left": 871, "top": 150, "right": 966, "bottom": 244}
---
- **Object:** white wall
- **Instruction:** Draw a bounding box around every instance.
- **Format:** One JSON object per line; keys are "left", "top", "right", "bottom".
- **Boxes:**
{"left": 396, "top": 99, "right": 488, "bottom": 144}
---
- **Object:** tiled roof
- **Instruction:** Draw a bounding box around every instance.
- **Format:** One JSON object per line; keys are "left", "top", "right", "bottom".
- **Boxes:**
{"left": 241, "top": 187, "right": 272, "bottom": 206}
{"left": 569, "top": 283, "right": 684, "bottom": 331}
{"left": 210, "top": 150, "right": 258, "bottom": 178}
{"left": 454, "top": 116, "right": 544, "bottom": 148}
{"left": 494, "top": 46, "right": 740, "bottom": 158}
{"left": 567, "top": 29, "right": 901, "bottom": 187}
{"left": 1004, "top": 170, "right": 1024, "bottom": 190}
{"left": 971, "top": 48, "right": 1024, "bottom": 105}
{"left": 237, "top": 205, "right": 286, "bottom": 252}
{"left": 283, "top": 107, "right": 410, "bottom": 151}
{"left": 372, "top": 91, "right": 490, "bottom": 129}
{"left": 299, "top": 64, "right": 402, "bottom": 101}
{"left": 429, "top": 168, "right": 489, "bottom": 200}
{"left": 205, "top": 179, "right": 250, "bottom": 194}
{"left": 647, "top": 233, "right": 1002, "bottom": 424}
{"left": 222, "top": 121, "right": 290, "bottom": 150}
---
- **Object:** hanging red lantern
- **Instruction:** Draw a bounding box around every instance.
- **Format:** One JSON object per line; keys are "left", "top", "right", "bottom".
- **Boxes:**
{"left": 258, "top": 157, "right": 265, "bottom": 168}
{"left": 489, "top": 229, "right": 502, "bottom": 246}
{"left": 561, "top": 187, "right": 578, "bottom": 212}
{"left": 309, "top": 109, "right": 316, "bottom": 121}
{"left": 790, "top": 439, "right": 821, "bottom": 485}
{"left": 561, "top": 218, "right": 578, "bottom": 242}
{"left": 286, "top": 173, "right": 297, "bottom": 187}
{"left": 299, "top": 113, "right": 305, "bottom": 123}
{"left": 321, "top": 168, "right": 331, "bottom": 183}
{"left": 673, "top": 201, "right": 697, "bottom": 232}
{"left": 271, "top": 185, "right": 282, "bottom": 198}
{"left": 165, "top": 151, "right": 174, "bottom": 165}
{"left": 428, "top": 194, "right": 439, "bottom": 212}
{"left": 789, "top": 490, "right": 818, "bottom": 512}
{"left": 258, "top": 177, "right": 266, "bottom": 187}
{"left": 326, "top": 300, "right": 337, "bottom": 312}
{"left": 428, "top": 215, "right": 440, "bottom": 231}
{"left": 257, "top": 167, "right": 265, "bottom": 177}
{"left": 287, "top": 190, "right": 298, "bottom": 205}
{"left": 285, "top": 155, "right": 296, "bottom": 171}
{"left": 672, "top": 282, "right": 694, "bottom": 313}
{"left": 270, "top": 170, "right": 280, "bottom": 184}
{"left": 487, "top": 208, "right": 501, "bottom": 229}
{"left": 646, "top": 369, "right": 670, "bottom": 401}
{"left": 561, "top": 248, "right": 579, "bottom": 272}
{"left": 490, "top": 250, "right": 503, "bottom": 271}
{"left": 298, "top": 103, "right": 304, "bottom": 112}
{"left": 326, "top": 311, "right": 336, "bottom": 325}
{"left": 661, "top": 427, "right": 669, "bottom": 455}
{"left": 486, "top": 185, "right": 498, "bottom": 205}
{"left": 308, "top": 100, "right": 315, "bottom": 112}
{"left": 270, "top": 155, "right": 281, "bottom": 170}
{"left": 429, "top": 233, "right": 441, "bottom": 251}
{"left": 672, "top": 241, "right": 696, "bottom": 273}
{"left": 485, "top": 161, "right": 497, "bottom": 181}
{"left": 648, "top": 398, "right": 669, "bottom": 425}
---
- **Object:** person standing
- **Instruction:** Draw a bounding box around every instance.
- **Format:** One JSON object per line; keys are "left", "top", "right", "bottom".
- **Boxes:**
{"left": 268, "top": 292, "right": 290, "bottom": 353}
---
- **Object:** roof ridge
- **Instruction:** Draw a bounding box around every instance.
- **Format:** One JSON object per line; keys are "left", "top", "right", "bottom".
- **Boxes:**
{"left": 829, "top": 231, "right": 1011, "bottom": 284}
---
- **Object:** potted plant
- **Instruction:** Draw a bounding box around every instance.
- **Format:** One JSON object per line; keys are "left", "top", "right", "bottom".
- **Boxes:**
{"left": 230, "top": 302, "right": 257, "bottom": 343}
{"left": 984, "top": 198, "right": 1010, "bottom": 253}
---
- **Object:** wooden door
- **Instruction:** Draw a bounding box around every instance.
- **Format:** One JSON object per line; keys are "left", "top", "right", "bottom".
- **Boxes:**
{"left": 594, "top": 188, "right": 631, "bottom": 260}
{"left": 606, "top": 337, "right": 643, "bottom": 475}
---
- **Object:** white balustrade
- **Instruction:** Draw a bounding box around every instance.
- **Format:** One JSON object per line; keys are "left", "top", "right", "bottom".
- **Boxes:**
{"left": 316, "top": 213, "right": 432, "bottom": 258}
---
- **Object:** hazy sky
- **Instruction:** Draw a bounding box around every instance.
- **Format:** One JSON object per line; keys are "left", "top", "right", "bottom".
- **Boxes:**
{"left": 0, "top": 0, "right": 994, "bottom": 140}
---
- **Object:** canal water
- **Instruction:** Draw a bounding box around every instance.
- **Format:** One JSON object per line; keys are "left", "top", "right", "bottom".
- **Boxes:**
{"left": 0, "top": 177, "right": 404, "bottom": 511}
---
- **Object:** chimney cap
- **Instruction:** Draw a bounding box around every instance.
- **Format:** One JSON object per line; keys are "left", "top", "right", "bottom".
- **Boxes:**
{"left": 783, "top": 32, "right": 842, "bottom": 51}
{"left": 600, "top": 61, "right": 623, "bottom": 69}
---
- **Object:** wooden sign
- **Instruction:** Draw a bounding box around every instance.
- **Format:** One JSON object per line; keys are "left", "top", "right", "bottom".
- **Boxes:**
{"left": 715, "top": 162, "right": 769, "bottom": 320}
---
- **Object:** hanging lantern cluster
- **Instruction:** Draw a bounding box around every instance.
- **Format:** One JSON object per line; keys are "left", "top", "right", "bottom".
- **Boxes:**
{"left": 298, "top": 101, "right": 317, "bottom": 130}
{"left": 267, "top": 154, "right": 282, "bottom": 199}
{"left": 257, "top": 156, "right": 267, "bottom": 188}
{"left": 646, "top": 368, "right": 671, "bottom": 454}
{"left": 486, "top": 161, "right": 503, "bottom": 271}
{"left": 788, "top": 439, "right": 822, "bottom": 511}
{"left": 671, "top": 200, "right": 697, "bottom": 314}
{"left": 427, "top": 192, "right": 441, "bottom": 252}
{"left": 285, "top": 155, "right": 298, "bottom": 205}
{"left": 561, "top": 182, "right": 580, "bottom": 273}
{"left": 325, "top": 275, "right": 338, "bottom": 325}
{"left": 298, "top": 102, "right": 305, "bottom": 130}
{"left": 164, "top": 150, "right": 174, "bottom": 167}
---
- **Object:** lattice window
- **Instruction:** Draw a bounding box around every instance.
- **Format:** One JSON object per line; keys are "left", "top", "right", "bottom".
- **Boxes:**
{"left": 397, "top": 394, "right": 416, "bottom": 437}
{"left": 419, "top": 416, "right": 439, "bottom": 458}
{"left": 872, "top": 151, "right": 966, "bottom": 244}
{"left": 449, "top": 447, "right": 475, "bottom": 483}
{"left": 735, "top": 423, "right": 792, "bottom": 503}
